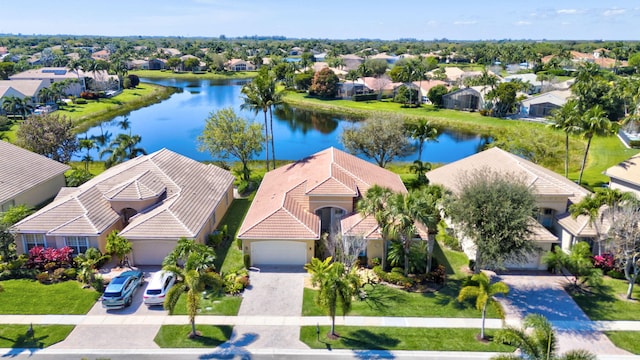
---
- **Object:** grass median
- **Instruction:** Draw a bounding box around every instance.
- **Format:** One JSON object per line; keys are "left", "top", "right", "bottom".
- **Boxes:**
{"left": 0, "top": 325, "right": 75, "bottom": 349}
{"left": 154, "top": 325, "right": 233, "bottom": 348}
{"left": 0, "top": 279, "right": 100, "bottom": 315}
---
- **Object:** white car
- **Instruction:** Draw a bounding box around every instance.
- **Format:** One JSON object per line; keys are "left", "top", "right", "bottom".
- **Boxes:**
{"left": 143, "top": 270, "right": 176, "bottom": 307}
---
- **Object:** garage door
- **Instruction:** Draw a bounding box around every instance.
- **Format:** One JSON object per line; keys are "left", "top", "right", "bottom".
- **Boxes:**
{"left": 505, "top": 251, "right": 542, "bottom": 270}
{"left": 251, "top": 241, "right": 307, "bottom": 266}
{"left": 131, "top": 240, "right": 177, "bottom": 266}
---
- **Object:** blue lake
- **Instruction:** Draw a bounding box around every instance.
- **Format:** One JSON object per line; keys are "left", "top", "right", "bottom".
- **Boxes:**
{"left": 77, "top": 78, "right": 487, "bottom": 164}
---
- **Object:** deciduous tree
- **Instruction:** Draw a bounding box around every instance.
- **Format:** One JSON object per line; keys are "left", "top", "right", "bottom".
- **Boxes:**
{"left": 16, "top": 113, "right": 78, "bottom": 163}
{"left": 341, "top": 115, "right": 413, "bottom": 168}
{"left": 445, "top": 169, "right": 537, "bottom": 272}
{"left": 309, "top": 68, "right": 339, "bottom": 98}
{"left": 198, "top": 107, "right": 264, "bottom": 182}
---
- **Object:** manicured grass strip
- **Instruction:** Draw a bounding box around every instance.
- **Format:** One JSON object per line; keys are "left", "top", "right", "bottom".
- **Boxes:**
{"left": 0, "top": 325, "right": 74, "bottom": 348}
{"left": 433, "top": 240, "right": 471, "bottom": 280}
{"left": 0, "top": 280, "right": 100, "bottom": 315}
{"left": 154, "top": 325, "right": 233, "bottom": 348}
{"left": 570, "top": 277, "right": 640, "bottom": 321}
{"left": 302, "top": 282, "right": 499, "bottom": 318}
{"left": 300, "top": 326, "right": 515, "bottom": 352}
{"left": 604, "top": 331, "right": 640, "bottom": 354}
{"left": 215, "top": 198, "right": 252, "bottom": 274}
{"left": 172, "top": 294, "right": 242, "bottom": 316}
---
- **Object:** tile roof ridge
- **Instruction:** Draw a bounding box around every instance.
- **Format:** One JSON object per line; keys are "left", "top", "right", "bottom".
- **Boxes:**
{"left": 281, "top": 200, "right": 318, "bottom": 238}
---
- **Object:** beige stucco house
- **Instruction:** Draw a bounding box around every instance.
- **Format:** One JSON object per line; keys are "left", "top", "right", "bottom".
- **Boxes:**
{"left": 226, "top": 59, "right": 256, "bottom": 72}
{"left": 9, "top": 67, "right": 119, "bottom": 95}
{"left": 604, "top": 153, "right": 640, "bottom": 198}
{"left": 426, "top": 147, "right": 592, "bottom": 270}
{"left": 237, "top": 147, "right": 410, "bottom": 267}
{"left": 12, "top": 149, "right": 234, "bottom": 265}
{"left": 0, "top": 141, "right": 70, "bottom": 212}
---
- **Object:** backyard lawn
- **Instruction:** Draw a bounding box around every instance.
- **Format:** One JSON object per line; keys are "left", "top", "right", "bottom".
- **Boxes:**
{"left": 214, "top": 197, "right": 253, "bottom": 274}
{"left": 570, "top": 276, "right": 640, "bottom": 321}
{"left": 154, "top": 325, "right": 233, "bottom": 348}
{"left": 300, "top": 326, "right": 514, "bottom": 352}
{"left": 0, "top": 325, "right": 75, "bottom": 349}
{"left": 0, "top": 279, "right": 100, "bottom": 314}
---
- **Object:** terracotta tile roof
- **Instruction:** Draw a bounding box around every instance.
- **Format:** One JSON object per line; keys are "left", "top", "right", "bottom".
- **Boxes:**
{"left": 13, "top": 149, "right": 234, "bottom": 239}
{"left": 0, "top": 141, "right": 70, "bottom": 205}
{"left": 426, "top": 147, "right": 589, "bottom": 204}
{"left": 604, "top": 153, "right": 640, "bottom": 188}
{"left": 238, "top": 147, "right": 407, "bottom": 240}
{"left": 342, "top": 212, "right": 381, "bottom": 239}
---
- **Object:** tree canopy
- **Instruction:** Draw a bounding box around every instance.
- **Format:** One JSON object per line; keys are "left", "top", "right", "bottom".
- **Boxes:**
{"left": 16, "top": 113, "right": 78, "bottom": 163}
{"left": 309, "top": 68, "right": 339, "bottom": 98}
{"left": 198, "top": 107, "right": 264, "bottom": 181}
{"left": 340, "top": 115, "right": 413, "bottom": 168}
{"left": 445, "top": 168, "right": 537, "bottom": 272}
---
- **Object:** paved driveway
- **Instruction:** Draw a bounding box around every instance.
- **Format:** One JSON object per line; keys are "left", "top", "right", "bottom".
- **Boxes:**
{"left": 233, "top": 266, "right": 309, "bottom": 349}
{"left": 52, "top": 267, "right": 164, "bottom": 349}
{"left": 496, "top": 274, "right": 630, "bottom": 356}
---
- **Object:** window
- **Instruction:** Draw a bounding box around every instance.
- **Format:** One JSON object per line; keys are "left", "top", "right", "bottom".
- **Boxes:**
{"left": 537, "top": 208, "right": 555, "bottom": 228}
{"left": 22, "top": 233, "right": 46, "bottom": 250}
{"left": 65, "top": 236, "right": 89, "bottom": 255}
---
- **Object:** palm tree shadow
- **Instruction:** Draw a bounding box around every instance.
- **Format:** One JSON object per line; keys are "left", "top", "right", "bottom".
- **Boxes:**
{"left": 0, "top": 328, "right": 48, "bottom": 358}
{"left": 360, "top": 283, "right": 405, "bottom": 311}
{"left": 199, "top": 331, "right": 258, "bottom": 360}
{"left": 338, "top": 329, "right": 399, "bottom": 355}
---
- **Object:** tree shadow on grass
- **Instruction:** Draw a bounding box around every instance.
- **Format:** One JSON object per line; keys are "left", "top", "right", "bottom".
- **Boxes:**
{"left": 190, "top": 326, "right": 234, "bottom": 347}
{"left": 360, "top": 283, "right": 406, "bottom": 311}
{"left": 0, "top": 327, "right": 49, "bottom": 357}
{"left": 212, "top": 198, "right": 251, "bottom": 271}
{"left": 199, "top": 331, "right": 257, "bottom": 360}
{"left": 567, "top": 282, "right": 618, "bottom": 321}
{"left": 339, "top": 329, "right": 400, "bottom": 351}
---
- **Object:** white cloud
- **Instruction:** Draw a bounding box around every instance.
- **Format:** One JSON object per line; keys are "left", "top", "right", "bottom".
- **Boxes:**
{"left": 453, "top": 20, "right": 477, "bottom": 25}
{"left": 515, "top": 21, "right": 531, "bottom": 26}
{"left": 557, "top": 9, "right": 578, "bottom": 14}
{"left": 603, "top": 8, "right": 626, "bottom": 16}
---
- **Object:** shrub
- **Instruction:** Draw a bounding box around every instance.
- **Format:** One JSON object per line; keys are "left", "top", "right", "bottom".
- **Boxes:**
{"left": 63, "top": 267, "right": 77, "bottom": 280}
{"left": 371, "top": 257, "right": 381, "bottom": 267}
{"left": 391, "top": 267, "right": 404, "bottom": 274}
{"left": 122, "top": 78, "right": 132, "bottom": 89}
{"left": 236, "top": 237, "right": 242, "bottom": 250}
{"left": 207, "top": 232, "right": 224, "bottom": 248}
{"left": 91, "top": 275, "right": 105, "bottom": 292}
{"left": 593, "top": 253, "right": 615, "bottom": 273}
{"left": 36, "top": 272, "right": 49, "bottom": 283}
{"left": 243, "top": 254, "right": 251, "bottom": 269}
{"left": 51, "top": 267, "right": 66, "bottom": 282}
{"left": 426, "top": 265, "right": 447, "bottom": 284}
{"left": 27, "top": 246, "right": 74, "bottom": 271}
{"left": 80, "top": 91, "right": 98, "bottom": 100}
{"left": 127, "top": 74, "right": 140, "bottom": 87}
{"left": 75, "top": 98, "right": 87, "bottom": 104}
{"left": 353, "top": 93, "right": 378, "bottom": 102}
{"left": 224, "top": 271, "right": 249, "bottom": 295}
{"left": 608, "top": 270, "right": 625, "bottom": 280}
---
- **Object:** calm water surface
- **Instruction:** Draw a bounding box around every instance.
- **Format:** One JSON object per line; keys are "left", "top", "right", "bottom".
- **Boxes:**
{"left": 78, "top": 78, "right": 487, "bottom": 164}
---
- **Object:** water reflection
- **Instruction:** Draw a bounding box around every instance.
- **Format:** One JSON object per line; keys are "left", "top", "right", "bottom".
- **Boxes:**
{"left": 274, "top": 104, "right": 344, "bottom": 134}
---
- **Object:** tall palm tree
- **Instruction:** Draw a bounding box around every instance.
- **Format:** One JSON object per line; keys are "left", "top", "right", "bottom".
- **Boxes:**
{"left": 577, "top": 105, "right": 616, "bottom": 185}
{"left": 79, "top": 135, "right": 96, "bottom": 171}
{"left": 384, "top": 190, "right": 437, "bottom": 276}
{"left": 357, "top": 185, "right": 393, "bottom": 270}
{"left": 457, "top": 272, "right": 509, "bottom": 340}
{"left": 100, "top": 133, "right": 146, "bottom": 168}
{"left": 163, "top": 238, "right": 222, "bottom": 338}
{"left": 409, "top": 160, "right": 431, "bottom": 187}
{"left": 67, "top": 59, "right": 85, "bottom": 91}
{"left": 569, "top": 194, "right": 605, "bottom": 255}
{"left": 240, "top": 79, "right": 270, "bottom": 170}
{"left": 548, "top": 100, "right": 582, "bottom": 178}
{"left": 492, "top": 314, "right": 596, "bottom": 360}
{"left": 305, "top": 257, "right": 360, "bottom": 338}
{"left": 407, "top": 119, "right": 438, "bottom": 162}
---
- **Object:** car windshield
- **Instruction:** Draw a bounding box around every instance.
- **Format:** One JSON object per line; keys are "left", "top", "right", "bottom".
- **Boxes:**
{"left": 104, "top": 291, "right": 122, "bottom": 298}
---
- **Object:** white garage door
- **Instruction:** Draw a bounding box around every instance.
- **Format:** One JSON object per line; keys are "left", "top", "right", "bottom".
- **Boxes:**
{"left": 251, "top": 241, "right": 307, "bottom": 266}
{"left": 131, "top": 240, "right": 177, "bottom": 266}
{"left": 505, "top": 251, "right": 542, "bottom": 270}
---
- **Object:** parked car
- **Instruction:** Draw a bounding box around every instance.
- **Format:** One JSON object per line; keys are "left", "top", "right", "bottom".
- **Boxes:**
{"left": 143, "top": 270, "right": 176, "bottom": 307}
{"left": 102, "top": 269, "right": 145, "bottom": 309}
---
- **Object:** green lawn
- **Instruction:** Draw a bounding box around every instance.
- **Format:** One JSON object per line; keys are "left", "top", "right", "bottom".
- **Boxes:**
{"left": 130, "top": 69, "right": 257, "bottom": 80}
{"left": 0, "top": 325, "right": 74, "bottom": 349}
{"left": 0, "top": 279, "right": 100, "bottom": 315}
{"left": 570, "top": 277, "right": 640, "bottom": 321}
{"left": 300, "top": 326, "right": 514, "bottom": 352}
{"left": 215, "top": 197, "right": 253, "bottom": 274}
{"left": 172, "top": 293, "right": 242, "bottom": 316}
{"left": 154, "top": 325, "right": 233, "bottom": 348}
{"left": 604, "top": 331, "right": 640, "bottom": 354}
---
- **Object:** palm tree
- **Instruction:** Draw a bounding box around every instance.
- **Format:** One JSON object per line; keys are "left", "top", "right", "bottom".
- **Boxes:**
{"left": 457, "top": 271, "right": 509, "bottom": 340}
{"left": 345, "top": 70, "right": 360, "bottom": 96}
{"left": 100, "top": 133, "right": 146, "bottom": 168}
{"left": 79, "top": 135, "right": 96, "bottom": 171}
{"left": 67, "top": 59, "right": 85, "bottom": 91}
{"left": 547, "top": 100, "right": 581, "bottom": 178}
{"left": 163, "top": 238, "right": 222, "bottom": 338}
{"left": 240, "top": 79, "right": 270, "bottom": 170}
{"left": 406, "top": 119, "right": 438, "bottom": 162}
{"left": 357, "top": 185, "right": 393, "bottom": 270}
{"left": 384, "top": 190, "right": 438, "bottom": 276}
{"left": 305, "top": 257, "right": 360, "bottom": 338}
{"left": 409, "top": 160, "right": 431, "bottom": 187}
{"left": 569, "top": 194, "right": 605, "bottom": 255}
{"left": 492, "top": 314, "right": 596, "bottom": 360}
{"left": 576, "top": 105, "right": 616, "bottom": 185}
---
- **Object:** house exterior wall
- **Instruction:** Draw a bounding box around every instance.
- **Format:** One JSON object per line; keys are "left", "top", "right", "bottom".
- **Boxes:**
{"left": 309, "top": 196, "right": 354, "bottom": 214}
{"left": 609, "top": 179, "right": 640, "bottom": 199}
{"left": 10, "top": 173, "right": 67, "bottom": 209}
{"left": 366, "top": 238, "right": 384, "bottom": 265}
{"left": 193, "top": 184, "right": 234, "bottom": 244}
{"left": 536, "top": 195, "right": 570, "bottom": 215}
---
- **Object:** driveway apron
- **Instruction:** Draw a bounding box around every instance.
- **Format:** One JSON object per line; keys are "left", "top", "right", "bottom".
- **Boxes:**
{"left": 233, "top": 266, "right": 308, "bottom": 349}
{"left": 496, "top": 274, "right": 630, "bottom": 356}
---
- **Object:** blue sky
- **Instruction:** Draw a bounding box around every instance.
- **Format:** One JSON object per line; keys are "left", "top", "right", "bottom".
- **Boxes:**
{"left": 2, "top": 0, "right": 638, "bottom": 40}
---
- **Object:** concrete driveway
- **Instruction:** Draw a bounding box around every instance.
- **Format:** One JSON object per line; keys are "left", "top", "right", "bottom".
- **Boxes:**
{"left": 233, "top": 266, "right": 309, "bottom": 349}
{"left": 496, "top": 274, "right": 630, "bottom": 356}
{"left": 52, "top": 267, "right": 165, "bottom": 349}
